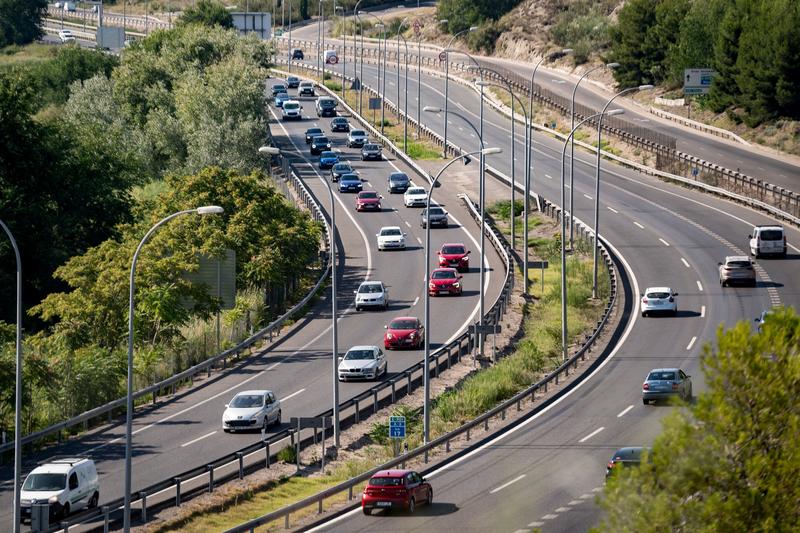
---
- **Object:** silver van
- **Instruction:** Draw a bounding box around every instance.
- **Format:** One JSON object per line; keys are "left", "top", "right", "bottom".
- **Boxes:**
{"left": 21, "top": 457, "right": 100, "bottom": 520}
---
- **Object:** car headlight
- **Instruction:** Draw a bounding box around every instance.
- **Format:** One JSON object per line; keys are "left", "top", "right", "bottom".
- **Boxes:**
{"left": 386, "top": 332, "right": 393, "bottom": 339}
{"left": 49, "top": 495, "right": 59, "bottom": 504}
{"left": 409, "top": 332, "right": 416, "bottom": 338}
{"left": 429, "top": 282, "right": 436, "bottom": 289}
{"left": 453, "top": 282, "right": 460, "bottom": 288}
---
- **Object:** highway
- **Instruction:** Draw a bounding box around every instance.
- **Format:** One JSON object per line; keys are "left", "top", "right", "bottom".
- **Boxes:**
{"left": 286, "top": 19, "right": 800, "bottom": 533}
{"left": 0, "top": 79, "right": 507, "bottom": 529}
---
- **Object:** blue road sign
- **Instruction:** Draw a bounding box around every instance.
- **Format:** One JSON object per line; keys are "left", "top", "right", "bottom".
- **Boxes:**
{"left": 389, "top": 416, "right": 406, "bottom": 439}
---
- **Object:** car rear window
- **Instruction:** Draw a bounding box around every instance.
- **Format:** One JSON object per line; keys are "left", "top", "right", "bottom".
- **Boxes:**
{"left": 389, "top": 319, "right": 418, "bottom": 329}
{"left": 646, "top": 292, "right": 670, "bottom": 299}
{"left": 647, "top": 371, "right": 676, "bottom": 381}
{"left": 359, "top": 283, "right": 382, "bottom": 293}
{"left": 759, "top": 229, "right": 782, "bottom": 240}
{"left": 727, "top": 261, "right": 751, "bottom": 268}
{"left": 369, "top": 476, "right": 404, "bottom": 486}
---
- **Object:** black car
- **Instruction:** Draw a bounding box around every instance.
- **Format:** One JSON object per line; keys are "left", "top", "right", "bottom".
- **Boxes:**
{"left": 330, "top": 162, "right": 354, "bottom": 182}
{"left": 287, "top": 76, "right": 300, "bottom": 88}
{"left": 310, "top": 135, "right": 332, "bottom": 155}
{"left": 338, "top": 173, "right": 363, "bottom": 193}
{"left": 291, "top": 48, "right": 304, "bottom": 60}
{"left": 388, "top": 172, "right": 410, "bottom": 193}
{"left": 305, "top": 127, "right": 324, "bottom": 144}
{"left": 271, "top": 83, "right": 288, "bottom": 97}
{"left": 361, "top": 143, "right": 382, "bottom": 161}
{"left": 330, "top": 117, "right": 350, "bottom": 132}
{"left": 606, "top": 447, "right": 647, "bottom": 478}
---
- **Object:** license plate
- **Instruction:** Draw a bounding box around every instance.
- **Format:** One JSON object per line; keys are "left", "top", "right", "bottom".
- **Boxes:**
{"left": 376, "top": 501, "right": 392, "bottom": 507}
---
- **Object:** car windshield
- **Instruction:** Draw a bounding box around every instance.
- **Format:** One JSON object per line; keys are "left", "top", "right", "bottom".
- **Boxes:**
{"left": 351, "top": 130, "right": 366, "bottom": 136}
{"left": 390, "top": 174, "right": 408, "bottom": 182}
{"left": 381, "top": 228, "right": 401, "bottom": 236}
{"left": 646, "top": 292, "right": 670, "bottom": 299}
{"left": 273, "top": 85, "right": 286, "bottom": 90}
{"left": 359, "top": 283, "right": 383, "bottom": 293}
{"left": 442, "top": 245, "right": 465, "bottom": 254}
{"left": 23, "top": 473, "right": 66, "bottom": 491}
{"left": 727, "top": 260, "right": 751, "bottom": 268}
{"left": 314, "top": 137, "right": 329, "bottom": 144}
{"left": 284, "top": 102, "right": 299, "bottom": 110}
{"left": 369, "top": 476, "right": 403, "bottom": 486}
{"left": 389, "top": 319, "right": 418, "bottom": 329}
{"left": 407, "top": 188, "right": 425, "bottom": 195}
{"left": 364, "top": 144, "right": 379, "bottom": 150}
{"left": 334, "top": 118, "right": 347, "bottom": 123}
{"left": 320, "top": 151, "right": 336, "bottom": 158}
{"left": 360, "top": 192, "right": 379, "bottom": 199}
{"left": 307, "top": 129, "right": 322, "bottom": 135}
{"left": 426, "top": 208, "right": 444, "bottom": 216}
{"left": 334, "top": 163, "right": 350, "bottom": 170}
{"left": 432, "top": 270, "right": 456, "bottom": 279}
{"left": 647, "top": 371, "right": 676, "bottom": 381}
{"left": 341, "top": 174, "right": 359, "bottom": 182}
{"left": 230, "top": 394, "right": 264, "bottom": 408}
{"left": 759, "top": 229, "right": 782, "bottom": 240}
{"left": 345, "top": 350, "right": 375, "bottom": 360}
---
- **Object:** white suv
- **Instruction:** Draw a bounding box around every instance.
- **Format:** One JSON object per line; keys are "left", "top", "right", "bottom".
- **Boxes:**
{"left": 298, "top": 81, "right": 315, "bottom": 96}
{"left": 21, "top": 457, "right": 99, "bottom": 520}
{"left": 281, "top": 100, "right": 303, "bottom": 120}
{"left": 58, "top": 30, "right": 76, "bottom": 43}
{"left": 749, "top": 225, "right": 786, "bottom": 258}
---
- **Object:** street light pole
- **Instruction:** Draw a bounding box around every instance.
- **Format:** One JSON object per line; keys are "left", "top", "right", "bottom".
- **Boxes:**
{"left": 124, "top": 206, "right": 224, "bottom": 532}
{"left": 437, "top": 22, "right": 478, "bottom": 158}
{"left": 568, "top": 62, "right": 618, "bottom": 251}
{"left": 559, "top": 110, "right": 623, "bottom": 362}
{"left": 1, "top": 219, "right": 22, "bottom": 533}
{"left": 592, "top": 85, "right": 652, "bottom": 298}
{"left": 335, "top": 5, "right": 344, "bottom": 99}
{"left": 360, "top": 12, "right": 386, "bottom": 133}
{"left": 353, "top": 0, "right": 364, "bottom": 114}
{"left": 423, "top": 148, "right": 501, "bottom": 444}
{"left": 396, "top": 25, "right": 409, "bottom": 153}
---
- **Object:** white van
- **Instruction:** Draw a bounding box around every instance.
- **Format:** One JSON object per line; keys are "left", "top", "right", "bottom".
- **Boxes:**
{"left": 749, "top": 225, "right": 787, "bottom": 258}
{"left": 20, "top": 457, "right": 99, "bottom": 521}
{"left": 323, "top": 50, "right": 338, "bottom": 64}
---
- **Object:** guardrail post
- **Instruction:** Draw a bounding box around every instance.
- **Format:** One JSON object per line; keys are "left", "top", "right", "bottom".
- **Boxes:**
{"left": 446, "top": 439, "right": 450, "bottom": 453}
{"left": 407, "top": 371, "right": 412, "bottom": 394}
{"left": 266, "top": 441, "right": 271, "bottom": 469}
{"left": 102, "top": 505, "right": 110, "bottom": 533}
{"left": 141, "top": 491, "right": 148, "bottom": 523}
{"left": 484, "top": 418, "right": 489, "bottom": 431}
{"left": 237, "top": 451, "right": 245, "bottom": 479}
{"left": 319, "top": 499, "right": 323, "bottom": 514}
{"left": 63, "top": 521, "right": 70, "bottom": 533}
{"left": 207, "top": 464, "right": 215, "bottom": 492}
{"left": 373, "top": 390, "right": 378, "bottom": 414}
{"left": 285, "top": 513, "right": 290, "bottom": 529}
{"left": 391, "top": 381, "right": 396, "bottom": 403}
{"left": 174, "top": 477, "right": 181, "bottom": 506}
{"left": 501, "top": 409, "right": 506, "bottom": 421}
{"left": 355, "top": 399, "right": 360, "bottom": 423}
{"left": 466, "top": 427, "right": 471, "bottom": 441}
{"left": 348, "top": 486, "right": 353, "bottom": 500}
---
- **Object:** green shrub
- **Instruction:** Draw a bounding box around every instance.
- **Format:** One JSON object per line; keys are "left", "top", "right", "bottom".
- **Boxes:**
{"left": 277, "top": 445, "right": 297, "bottom": 463}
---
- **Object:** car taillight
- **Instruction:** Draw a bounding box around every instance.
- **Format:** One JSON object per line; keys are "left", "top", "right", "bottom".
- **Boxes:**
{"left": 642, "top": 298, "right": 648, "bottom": 304}
{"left": 642, "top": 383, "right": 649, "bottom": 390}
{"left": 608, "top": 460, "right": 616, "bottom": 470}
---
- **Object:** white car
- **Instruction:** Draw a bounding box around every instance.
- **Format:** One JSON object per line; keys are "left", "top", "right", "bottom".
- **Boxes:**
{"left": 337, "top": 345, "right": 387, "bottom": 381}
{"left": 354, "top": 280, "right": 388, "bottom": 311}
{"left": 281, "top": 100, "right": 303, "bottom": 120}
{"left": 222, "top": 390, "right": 281, "bottom": 432}
{"left": 298, "top": 80, "right": 315, "bottom": 96}
{"left": 640, "top": 286, "right": 678, "bottom": 317}
{"left": 347, "top": 129, "right": 369, "bottom": 148}
{"left": 376, "top": 226, "right": 407, "bottom": 251}
{"left": 58, "top": 30, "right": 76, "bottom": 43}
{"left": 404, "top": 186, "right": 428, "bottom": 207}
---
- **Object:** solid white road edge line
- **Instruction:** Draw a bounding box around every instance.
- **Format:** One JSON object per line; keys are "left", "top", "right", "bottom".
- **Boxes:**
{"left": 489, "top": 474, "right": 526, "bottom": 495}
{"left": 180, "top": 431, "right": 217, "bottom": 448}
{"left": 578, "top": 426, "right": 604, "bottom": 443}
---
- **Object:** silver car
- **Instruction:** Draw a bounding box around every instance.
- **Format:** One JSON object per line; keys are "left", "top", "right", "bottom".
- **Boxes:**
{"left": 222, "top": 390, "right": 281, "bottom": 432}
{"left": 642, "top": 368, "right": 691, "bottom": 404}
{"left": 421, "top": 206, "right": 448, "bottom": 228}
{"left": 348, "top": 129, "right": 368, "bottom": 148}
{"left": 337, "top": 345, "right": 387, "bottom": 381}
{"left": 719, "top": 255, "right": 756, "bottom": 287}
{"left": 354, "top": 281, "right": 388, "bottom": 311}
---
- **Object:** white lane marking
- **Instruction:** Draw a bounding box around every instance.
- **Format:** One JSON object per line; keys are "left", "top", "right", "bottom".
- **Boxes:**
{"left": 584, "top": 194, "right": 592, "bottom": 200}
{"left": 489, "top": 474, "right": 526, "bottom": 494}
{"left": 701, "top": 305, "right": 706, "bottom": 318}
{"left": 542, "top": 514, "right": 559, "bottom": 520}
{"left": 417, "top": 237, "right": 422, "bottom": 244}
{"left": 681, "top": 257, "right": 690, "bottom": 268}
{"left": 545, "top": 174, "right": 553, "bottom": 180}
{"left": 404, "top": 220, "right": 411, "bottom": 228}
{"left": 528, "top": 522, "right": 545, "bottom": 528}
{"left": 659, "top": 238, "right": 670, "bottom": 246}
{"left": 412, "top": 296, "right": 419, "bottom": 306}
{"left": 568, "top": 500, "right": 584, "bottom": 506}
{"left": 578, "top": 426, "right": 604, "bottom": 443}
{"left": 579, "top": 493, "right": 593, "bottom": 499}
{"left": 592, "top": 487, "right": 603, "bottom": 492}
{"left": 617, "top": 405, "right": 634, "bottom": 418}
{"left": 555, "top": 507, "right": 571, "bottom": 513}
{"left": 686, "top": 336, "right": 697, "bottom": 351}
{"left": 633, "top": 221, "right": 644, "bottom": 229}
{"left": 607, "top": 206, "right": 618, "bottom": 213}
{"left": 282, "top": 388, "right": 306, "bottom": 401}
{"left": 513, "top": 530, "right": 528, "bottom": 533}
{"left": 180, "top": 431, "right": 217, "bottom": 448}
{"left": 696, "top": 280, "right": 703, "bottom": 292}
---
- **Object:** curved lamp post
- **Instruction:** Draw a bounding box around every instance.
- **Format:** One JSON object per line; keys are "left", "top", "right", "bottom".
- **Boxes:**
{"left": 334, "top": 5, "right": 345, "bottom": 99}
{"left": 423, "top": 147, "right": 502, "bottom": 445}
{"left": 437, "top": 21, "right": 478, "bottom": 158}
{"left": 360, "top": 11, "right": 387, "bottom": 133}
{"left": 259, "top": 145, "right": 340, "bottom": 449}
{"left": 396, "top": 19, "right": 410, "bottom": 153}
{"left": 1, "top": 219, "right": 22, "bottom": 533}
{"left": 568, "top": 62, "right": 619, "bottom": 251}
{"left": 354, "top": 1, "right": 365, "bottom": 115}
{"left": 592, "top": 85, "right": 652, "bottom": 298}
{"left": 558, "top": 109, "right": 623, "bottom": 363}
{"left": 124, "top": 205, "right": 224, "bottom": 532}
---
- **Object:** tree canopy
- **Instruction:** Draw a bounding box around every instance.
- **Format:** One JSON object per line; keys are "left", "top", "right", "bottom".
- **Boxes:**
{"left": 0, "top": 0, "right": 47, "bottom": 47}
{"left": 596, "top": 307, "right": 800, "bottom": 532}
{"left": 177, "top": 0, "right": 234, "bottom": 29}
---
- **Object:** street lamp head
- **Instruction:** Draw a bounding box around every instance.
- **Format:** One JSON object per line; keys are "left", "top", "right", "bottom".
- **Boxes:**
{"left": 468, "top": 26, "right": 479, "bottom": 32}
{"left": 258, "top": 146, "right": 281, "bottom": 155}
{"left": 196, "top": 206, "right": 224, "bottom": 215}
{"left": 475, "top": 80, "right": 489, "bottom": 87}
{"left": 375, "top": 23, "right": 384, "bottom": 28}
{"left": 606, "top": 109, "right": 625, "bottom": 117}
{"left": 562, "top": 48, "right": 574, "bottom": 54}
{"left": 638, "top": 84, "right": 655, "bottom": 91}
{"left": 438, "top": 19, "right": 448, "bottom": 24}
{"left": 606, "top": 62, "right": 620, "bottom": 69}
{"left": 423, "top": 106, "right": 442, "bottom": 113}
{"left": 481, "top": 147, "right": 502, "bottom": 155}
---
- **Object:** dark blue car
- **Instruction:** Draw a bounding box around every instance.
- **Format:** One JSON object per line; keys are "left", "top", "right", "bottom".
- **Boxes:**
{"left": 338, "top": 173, "right": 363, "bottom": 193}
{"left": 319, "top": 151, "right": 340, "bottom": 169}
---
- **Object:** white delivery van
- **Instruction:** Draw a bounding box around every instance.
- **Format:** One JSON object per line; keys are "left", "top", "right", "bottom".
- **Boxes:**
{"left": 20, "top": 457, "right": 99, "bottom": 521}
{"left": 324, "top": 49, "right": 338, "bottom": 64}
{"left": 749, "top": 225, "right": 787, "bottom": 258}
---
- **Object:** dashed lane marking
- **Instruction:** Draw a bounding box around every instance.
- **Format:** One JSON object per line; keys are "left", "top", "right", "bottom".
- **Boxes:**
{"left": 578, "top": 426, "right": 604, "bottom": 443}
{"left": 607, "top": 206, "right": 618, "bottom": 213}
{"left": 686, "top": 336, "right": 697, "bottom": 351}
{"left": 697, "top": 280, "right": 703, "bottom": 292}
{"left": 681, "top": 257, "right": 690, "bottom": 268}
{"left": 617, "top": 405, "right": 634, "bottom": 418}
{"left": 633, "top": 221, "right": 644, "bottom": 229}
{"left": 489, "top": 474, "right": 526, "bottom": 494}
{"left": 659, "top": 238, "right": 670, "bottom": 246}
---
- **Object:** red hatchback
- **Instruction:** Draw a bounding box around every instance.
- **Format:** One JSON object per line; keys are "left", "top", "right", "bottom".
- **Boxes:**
{"left": 362, "top": 469, "right": 432, "bottom": 515}
{"left": 384, "top": 316, "right": 424, "bottom": 350}
{"left": 356, "top": 191, "right": 382, "bottom": 211}
{"left": 428, "top": 268, "right": 463, "bottom": 296}
{"left": 437, "top": 243, "right": 470, "bottom": 271}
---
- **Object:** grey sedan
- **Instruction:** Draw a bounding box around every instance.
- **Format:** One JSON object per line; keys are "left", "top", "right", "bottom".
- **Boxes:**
{"left": 421, "top": 206, "right": 448, "bottom": 228}
{"left": 642, "top": 368, "right": 692, "bottom": 404}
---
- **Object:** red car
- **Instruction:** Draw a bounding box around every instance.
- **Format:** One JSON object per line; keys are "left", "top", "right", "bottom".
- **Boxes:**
{"left": 361, "top": 469, "right": 432, "bottom": 515}
{"left": 384, "top": 316, "right": 424, "bottom": 350}
{"left": 428, "top": 267, "right": 463, "bottom": 296}
{"left": 356, "top": 191, "right": 382, "bottom": 211}
{"left": 437, "top": 242, "right": 470, "bottom": 271}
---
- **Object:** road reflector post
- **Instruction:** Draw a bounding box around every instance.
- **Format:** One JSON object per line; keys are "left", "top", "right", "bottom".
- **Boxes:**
{"left": 174, "top": 478, "right": 181, "bottom": 507}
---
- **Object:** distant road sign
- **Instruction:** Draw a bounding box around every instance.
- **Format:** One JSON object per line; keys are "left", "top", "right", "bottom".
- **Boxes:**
{"left": 326, "top": 55, "right": 338, "bottom": 64}
{"left": 351, "top": 77, "right": 362, "bottom": 91}
{"left": 438, "top": 51, "right": 446, "bottom": 62}
{"left": 389, "top": 416, "right": 406, "bottom": 439}
{"left": 413, "top": 19, "right": 421, "bottom": 36}
{"left": 530, "top": 260, "right": 549, "bottom": 269}
{"left": 469, "top": 324, "right": 501, "bottom": 335}
{"left": 683, "top": 68, "right": 716, "bottom": 95}
{"left": 368, "top": 97, "right": 382, "bottom": 110}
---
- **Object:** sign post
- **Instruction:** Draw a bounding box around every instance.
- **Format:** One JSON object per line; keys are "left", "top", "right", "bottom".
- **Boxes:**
{"left": 683, "top": 68, "right": 716, "bottom": 120}
{"left": 531, "top": 260, "right": 549, "bottom": 294}
{"left": 290, "top": 417, "right": 333, "bottom": 472}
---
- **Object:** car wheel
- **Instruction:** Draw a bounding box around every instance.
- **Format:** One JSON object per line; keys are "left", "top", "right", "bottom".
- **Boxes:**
{"left": 641, "top": 311, "right": 647, "bottom": 317}
{"left": 672, "top": 308, "right": 678, "bottom": 317}
{"left": 62, "top": 502, "right": 71, "bottom": 518}
{"left": 408, "top": 497, "right": 415, "bottom": 514}
{"left": 273, "top": 410, "right": 281, "bottom": 426}
{"left": 355, "top": 306, "right": 361, "bottom": 311}
{"left": 89, "top": 492, "right": 99, "bottom": 509}
{"left": 643, "top": 398, "right": 649, "bottom": 405}
{"left": 426, "top": 488, "right": 433, "bottom": 506}
{"left": 363, "top": 506, "right": 371, "bottom": 515}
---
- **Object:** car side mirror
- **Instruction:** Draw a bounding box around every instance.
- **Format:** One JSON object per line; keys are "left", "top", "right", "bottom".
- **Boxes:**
{"left": 458, "top": 275, "right": 463, "bottom": 279}
{"left": 337, "top": 356, "right": 343, "bottom": 362}
{"left": 380, "top": 195, "right": 383, "bottom": 199}
{"left": 437, "top": 251, "right": 441, "bottom": 255}
{"left": 673, "top": 292, "right": 679, "bottom": 296}
{"left": 224, "top": 404, "right": 229, "bottom": 408}
{"left": 717, "top": 262, "right": 723, "bottom": 265}
{"left": 754, "top": 317, "right": 760, "bottom": 322}
{"left": 748, "top": 234, "right": 752, "bottom": 239}
{"left": 384, "top": 325, "right": 388, "bottom": 329}
{"left": 467, "top": 250, "right": 471, "bottom": 254}
{"left": 403, "top": 232, "right": 407, "bottom": 236}
{"left": 376, "top": 234, "right": 380, "bottom": 237}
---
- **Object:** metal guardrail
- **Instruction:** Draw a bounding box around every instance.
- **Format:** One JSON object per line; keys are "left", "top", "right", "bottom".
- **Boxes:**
{"left": 0, "top": 168, "right": 331, "bottom": 458}
{"left": 223, "top": 193, "right": 619, "bottom": 533}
